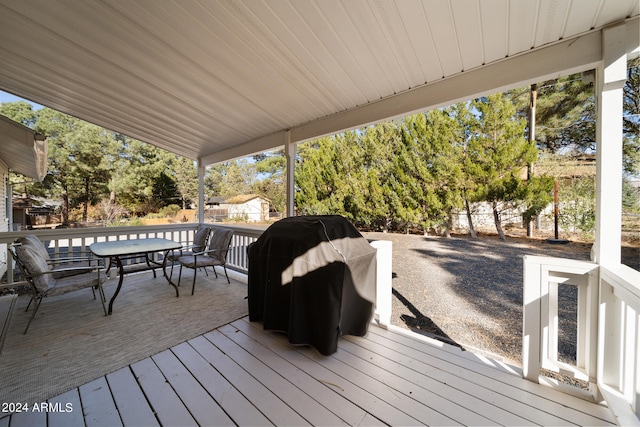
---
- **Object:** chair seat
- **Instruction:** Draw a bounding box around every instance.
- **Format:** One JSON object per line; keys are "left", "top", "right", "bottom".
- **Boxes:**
{"left": 177, "top": 255, "right": 223, "bottom": 269}
{"left": 48, "top": 271, "right": 108, "bottom": 297}
{"left": 167, "top": 250, "right": 196, "bottom": 261}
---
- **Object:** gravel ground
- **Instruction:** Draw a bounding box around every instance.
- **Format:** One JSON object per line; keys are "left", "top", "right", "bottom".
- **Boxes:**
{"left": 362, "top": 231, "right": 638, "bottom": 367}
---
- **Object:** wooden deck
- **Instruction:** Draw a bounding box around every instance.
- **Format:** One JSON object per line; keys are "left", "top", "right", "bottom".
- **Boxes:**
{"left": 1, "top": 317, "right": 616, "bottom": 426}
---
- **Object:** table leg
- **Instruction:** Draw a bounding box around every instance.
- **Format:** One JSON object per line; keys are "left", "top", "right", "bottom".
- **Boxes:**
{"left": 163, "top": 250, "right": 179, "bottom": 297}
{"left": 108, "top": 256, "right": 124, "bottom": 315}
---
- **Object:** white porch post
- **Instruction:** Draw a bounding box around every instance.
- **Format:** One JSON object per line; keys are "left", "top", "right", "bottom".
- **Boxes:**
{"left": 592, "top": 23, "right": 627, "bottom": 267}
{"left": 284, "top": 130, "right": 295, "bottom": 217}
{"left": 197, "top": 160, "right": 205, "bottom": 224}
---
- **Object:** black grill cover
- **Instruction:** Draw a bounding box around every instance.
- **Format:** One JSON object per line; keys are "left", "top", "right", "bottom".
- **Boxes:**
{"left": 248, "top": 215, "right": 377, "bottom": 355}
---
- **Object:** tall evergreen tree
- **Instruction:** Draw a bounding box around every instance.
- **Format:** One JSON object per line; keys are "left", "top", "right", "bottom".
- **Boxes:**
{"left": 168, "top": 155, "right": 197, "bottom": 210}
{"left": 253, "top": 150, "right": 287, "bottom": 214}
{"left": 469, "top": 93, "right": 546, "bottom": 240}
{"left": 34, "top": 108, "right": 113, "bottom": 224}
{"left": 151, "top": 172, "right": 180, "bottom": 209}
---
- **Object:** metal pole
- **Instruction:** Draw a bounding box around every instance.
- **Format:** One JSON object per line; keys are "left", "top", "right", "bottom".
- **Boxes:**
{"left": 554, "top": 179, "right": 559, "bottom": 240}
{"left": 527, "top": 84, "right": 537, "bottom": 237}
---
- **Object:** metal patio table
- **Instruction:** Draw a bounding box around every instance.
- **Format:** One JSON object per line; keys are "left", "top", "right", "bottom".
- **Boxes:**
{"left": 90, "top": 238, "right": 182, "bottom": 314}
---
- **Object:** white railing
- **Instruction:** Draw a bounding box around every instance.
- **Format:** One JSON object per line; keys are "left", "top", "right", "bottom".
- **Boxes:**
{"left": 523, "top": 255, "right": 640, "bottom": 425}
{"left": 0, "top": 223, "right": 264, "bottom": 285}
{"left": 1, "top": 222, "right": 395, "bottom": 324}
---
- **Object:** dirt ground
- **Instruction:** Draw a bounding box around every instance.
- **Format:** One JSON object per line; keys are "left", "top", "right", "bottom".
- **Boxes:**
{"left": 362, "top": 229, "right": 639, "bottom": 367}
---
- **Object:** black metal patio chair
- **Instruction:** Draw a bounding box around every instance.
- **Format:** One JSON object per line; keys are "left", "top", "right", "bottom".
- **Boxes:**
{"left": 175, "top": 227, "right": 234, "bottom": 295}
{"left": 10, "top": 238, "right": 108, "bottom": 334}
{"left": 167, "top": 225, "right": 211, "bottom": 277}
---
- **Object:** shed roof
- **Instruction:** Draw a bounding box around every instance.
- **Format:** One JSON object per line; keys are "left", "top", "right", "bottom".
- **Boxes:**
{"left": 225, "top": 194, "right": 271, "bottom": 205}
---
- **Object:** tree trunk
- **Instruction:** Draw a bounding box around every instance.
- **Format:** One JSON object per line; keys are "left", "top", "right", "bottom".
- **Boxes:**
{"left": 465, "top": 199, "right": 477, "bottom": 238}
{"left": 83, "top": 179, "right": 89, "bottom": 222}
{"left": 492, "top": 201, "right": 506, "bottom": 241}
{"left": 61, "top": 188, "right": 70, "bottom": 225}
{"left": 444, "top": 209, "right": 452, "bottom": 238}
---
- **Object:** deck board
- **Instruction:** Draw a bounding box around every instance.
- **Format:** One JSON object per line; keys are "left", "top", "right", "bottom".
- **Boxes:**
{"left": 189, "top": 334, "right": 309, "bottom": 426}
{"left": 210, "top": 326, "right": 348, "bottom": 426}
{"left": 337, "top": 335, "right": 517, "bottom": 426}
{"left": 78, "top": 377, "right": 122, "bottom": 427}
{"left": 1, "top": 316, "right": 617, "bottom": 426}
{"left": 344, "top": 331, "right": 548, "bottom": 425}
{"left": 170, "top": 341, "right": 273, "bottom": 427}
{"left": 152, "top": 349, "right": 234, "bottom": 426}
{"left": 232, "top": 321, "right": 423, "bottom": 425}
{"left": 106, "top": 367, "right": 159, "bottom": 427}
{"left": 47, "top": 389, "right": 83, "bottom": 427}
{"left": 217, "top": 322, "right": 368, "bottom": 426}
{"left": 367, "top": 325, "right": 616, "bottom": 425}
{"left": 130, "top": 357, "right": 196, "bottom": 426}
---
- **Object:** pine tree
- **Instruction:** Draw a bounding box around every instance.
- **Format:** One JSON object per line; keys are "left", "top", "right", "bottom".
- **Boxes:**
{"left": 469, "top": 93, "right": 544, "bottom": 240}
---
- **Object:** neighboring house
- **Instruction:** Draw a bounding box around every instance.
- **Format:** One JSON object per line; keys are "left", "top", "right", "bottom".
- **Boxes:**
{"left": 205, "top": 196, "right": 226, "bottom": 209}
{"left": 0, "top": 115, "right": 48, "bottom": 279}
{"left": 223, "top": 194, "right": 270, "bottom": 222}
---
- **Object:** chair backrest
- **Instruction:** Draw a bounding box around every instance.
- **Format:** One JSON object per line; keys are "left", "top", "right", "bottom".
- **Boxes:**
{"left": 207, "top": 227, "right": 234, "bottom": 263}
{"left": 192, "top": 226, "right": 211, "bottom": 252}
{"left": 16, "top": 235, "right": 51, "bottom": 262}
{"left": 11, "top": 242, "right": 54, "bottom": 294}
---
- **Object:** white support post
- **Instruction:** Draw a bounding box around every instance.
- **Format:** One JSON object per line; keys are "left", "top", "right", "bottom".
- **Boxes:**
{"left": 592, "top": 23, "right": 627, "bottom": 267}
{"left": 197, "top": 160, "right": 205, "bottom": 225}
{"left": 370, "top": 240, "right": 392, "bottom": 328}
{"left": 284, "top": 131, "right": 295, "bottom": 218}
{"left": 522, "top": 255, "right": 542, "bottom": 382}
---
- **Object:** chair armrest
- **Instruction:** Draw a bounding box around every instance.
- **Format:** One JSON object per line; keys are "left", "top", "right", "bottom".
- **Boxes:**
{"left": 47, "top": 256, "right": 97, "bottom": 264}
{"left": 197, "top": 247, "right": 230, "bottom": 256}
{"left": 27, "top": 265, "right": 105, "bottom": 278}
{"left": 178, "top": 243, "right": 207, "bottom": 252}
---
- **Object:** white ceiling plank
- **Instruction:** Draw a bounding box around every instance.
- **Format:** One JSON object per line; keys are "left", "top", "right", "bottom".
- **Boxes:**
{"left": 313, "top": 1, "right": 387, "bottom": 100}
{"left": 290, "top": 1, "right": 374, "bottom": 105}
{"left": 450, "top": 0, "right": 484, "bottom": 72}
{"left": 339, "top": 0, "right": 403, "bottom": 95}
{"left": 533, "top": 0, "right": 572, "bottom": 46}
{"left": 507, "top": 0, "right": 539, "bottom": 54}
{"left": 420, "top": 0, "right": 463, "bottom": 77}
{"left": 562, "top": 0, "right": 604, "bottom": 38}
{"left": 479, "top": 0, "right": 509, "bottom": 64}
{"left": 370, "top": 1, "right": 427, "bottom": 86}
{"left": 595, "top": 0, "right": 639, "bottom": 28}
{"left": 255, "top": 1, "right": 357, "bottom": 110}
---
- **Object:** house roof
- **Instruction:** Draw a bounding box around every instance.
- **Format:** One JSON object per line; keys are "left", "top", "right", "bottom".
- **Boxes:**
{"left": 0, "top": 114, "right": 47, "bottom": 180}
{"left": 206, "top": 196, "right": 227, "bottom": 205}
{"left": 0, "top": 1, "right": 638, "bottom": 166}
{"left": 225, "top": 194, "right": 270, "bottom": 205}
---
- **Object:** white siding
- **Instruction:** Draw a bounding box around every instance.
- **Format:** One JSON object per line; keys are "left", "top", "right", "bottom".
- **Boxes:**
{"left": 227, "top": 198, "right": 268, "bottom": 222}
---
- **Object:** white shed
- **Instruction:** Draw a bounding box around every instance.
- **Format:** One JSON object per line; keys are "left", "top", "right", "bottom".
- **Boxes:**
{"left": 223, "top": 195, "right": 270, "bottom": 223}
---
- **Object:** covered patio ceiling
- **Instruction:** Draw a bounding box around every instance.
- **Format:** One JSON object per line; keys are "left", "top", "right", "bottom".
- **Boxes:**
{"left": 0, "top": 0, "right": 638, "bottom": 166}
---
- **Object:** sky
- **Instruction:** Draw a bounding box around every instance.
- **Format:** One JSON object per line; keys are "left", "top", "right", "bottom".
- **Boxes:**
{"left": 0, "top": 90, "right": 42, "bottom": 108}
